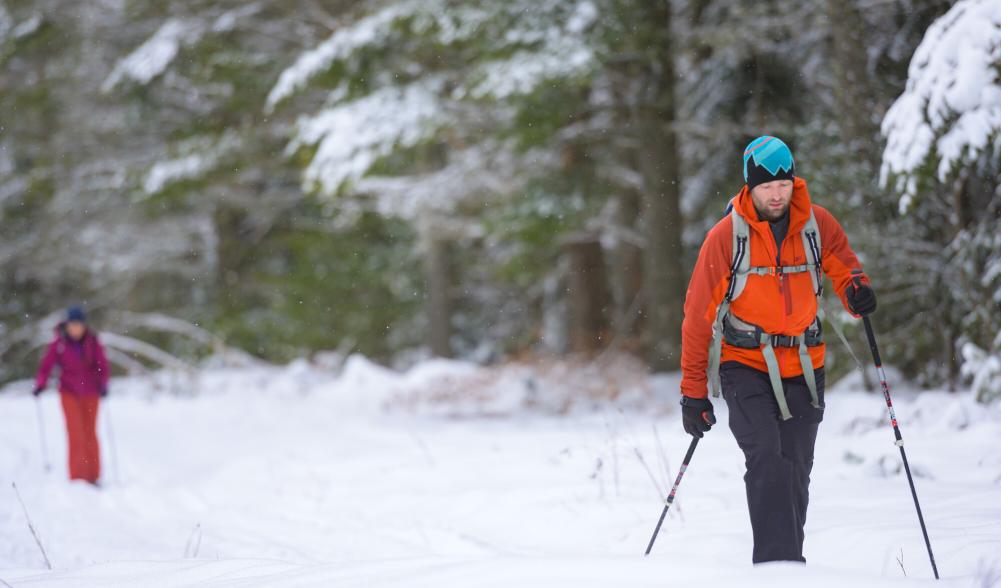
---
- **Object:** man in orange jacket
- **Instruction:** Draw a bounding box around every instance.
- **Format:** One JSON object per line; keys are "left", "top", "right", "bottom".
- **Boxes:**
{"left": 679, "top": 136, "right": 877, "bottom": 564}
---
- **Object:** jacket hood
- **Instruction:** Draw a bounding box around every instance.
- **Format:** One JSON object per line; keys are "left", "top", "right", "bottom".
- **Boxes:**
{"left": 734, "top": 176, "right": 814, "bottom": 236}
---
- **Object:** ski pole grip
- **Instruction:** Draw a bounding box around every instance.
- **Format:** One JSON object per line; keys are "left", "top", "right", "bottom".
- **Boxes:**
{"left": 850, "top": 270, "right": 883, "bottom": 364}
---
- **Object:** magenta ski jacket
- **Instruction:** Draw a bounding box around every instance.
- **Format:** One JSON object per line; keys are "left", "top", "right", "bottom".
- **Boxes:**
{"left": 34, "top": 324, "right": 110, "bottom": 397}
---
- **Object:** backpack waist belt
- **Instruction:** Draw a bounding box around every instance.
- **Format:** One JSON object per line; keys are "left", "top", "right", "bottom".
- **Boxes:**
{"left": 717, "top": 312, "right": 823, "bottom": 420}
{"left": 723, "top": 314, "right": 823, "bottom": 349}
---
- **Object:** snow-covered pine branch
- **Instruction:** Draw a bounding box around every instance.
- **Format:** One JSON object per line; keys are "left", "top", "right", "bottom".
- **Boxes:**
{"left": 880, "top": 0, "right": 1001, "bottom": 213}
{"left": 961, "top": 340, "right": 1001, "bottom": 403}
{"left": 273, "top": 0, "right": 602, "bottom": 207}
{"left": 288, "top": 79, "right": 447, "bottom": 196}
{"left": 265, "top": 1, "right": 421, "bottom": 111}
{"left": 102, "top": 6, "right": 262, "bottom": 94}
{"left": 142, "top": 133, "right": 238, "bottom": 195}
{"left": 102, "top": 19, "right": 203, "bottom": 93}
{"left": 353, "top": 143, "right": 557, "bottom": 231}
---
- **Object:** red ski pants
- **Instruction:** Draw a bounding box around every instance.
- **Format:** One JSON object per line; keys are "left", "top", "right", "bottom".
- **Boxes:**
{"left": 60, "top": 391, "right": 101, "bottom": 483}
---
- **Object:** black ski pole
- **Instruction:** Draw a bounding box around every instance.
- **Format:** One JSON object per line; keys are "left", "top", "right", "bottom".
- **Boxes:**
{"left": 644, "top": 435, "right": 699, "bottom": 556}
{"left": 853, "top": 274, "right": 939, "bottom": 580}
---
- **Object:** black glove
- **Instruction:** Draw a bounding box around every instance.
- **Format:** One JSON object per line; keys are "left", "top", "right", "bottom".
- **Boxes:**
{"left": 32, "top": 386, "right": 44, "bottom": 397}
{"left": 100, "top": 386, "right": 108, "bottom": 398}
{"left": 681, "top": 396, "right": 716, "bottom": 438}
{"left": 846, "top": 281, "right": 877, "bottom": 316}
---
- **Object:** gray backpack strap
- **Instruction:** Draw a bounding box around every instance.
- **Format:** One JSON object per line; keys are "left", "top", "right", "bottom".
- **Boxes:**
{"left": 761, "top": 340, "right": 793, "bottom": 420}
{"left": 797, "top": 337, "right": 821, "bottom": 410}
{"left": 801, "top": 209, "right": 823, "bottom": 298}
{"left": 795, "top": 209, "right": 824, "bottom": 409}
{"left": 708, "top": 209, "right": 750, "bottom": 398}
{"left": 729, "top": 209, "right": 751, "bottom": 300}
{"left": 707, "top": 302, "right": 729, "bottom": 398}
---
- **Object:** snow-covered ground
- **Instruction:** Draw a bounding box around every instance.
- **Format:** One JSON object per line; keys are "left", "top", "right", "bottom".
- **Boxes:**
{"left": 1, "top": 356, "right": 999, "bottom": 587}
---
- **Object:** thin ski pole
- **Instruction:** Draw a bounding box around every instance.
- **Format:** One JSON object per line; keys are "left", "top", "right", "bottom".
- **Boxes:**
{"left": 34, "top": 396, "right": 51, "bottom": 473}
{"left": 644, "top": 436, "right": 699, "bottom": 556}
{"left": 103, "top": 398, "right": 121, "bottom": 486}
{"left": 853, "top": 275, "right": 939, "bottom": 580}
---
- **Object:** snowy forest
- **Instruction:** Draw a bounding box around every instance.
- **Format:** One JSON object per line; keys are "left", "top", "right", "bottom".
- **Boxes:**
{"left": 1, "top": 0, "right": 999, "bottom": 397}
{"left": 2, "top": 0, "right": 1001, "bottom": 585}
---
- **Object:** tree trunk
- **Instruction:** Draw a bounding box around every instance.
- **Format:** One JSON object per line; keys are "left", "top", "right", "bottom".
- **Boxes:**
{"left": 423, "top": 234, "right": 453, "bottom": 358}
{"left": 632, "top": 0, "right": 685, "bottom": 371}
{"left": 564, "top": 236, "right": 611, "bottom": 353}
{"left": 415, "top": 142, "right": 454, "bottom": 359}
{"left": 826, "top": 0, "right": 879, "bottom": 159}
{"left": 610, "top": 190, "right": 645, "bottom": 346}
{"left": 637, "top": 130, "right": 685, "bottom": 370}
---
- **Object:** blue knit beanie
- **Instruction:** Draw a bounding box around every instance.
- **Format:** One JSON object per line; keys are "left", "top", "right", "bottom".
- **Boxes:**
{"left": 743, "top": 136, "right": 795, "bottom": 190}
{"left": 66, "top": 305, "right": 87, "bottom": 323}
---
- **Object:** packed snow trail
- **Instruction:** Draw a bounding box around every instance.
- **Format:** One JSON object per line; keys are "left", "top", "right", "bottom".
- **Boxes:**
{"left": 1, "top": 358, "right": 999, "bottom": 586}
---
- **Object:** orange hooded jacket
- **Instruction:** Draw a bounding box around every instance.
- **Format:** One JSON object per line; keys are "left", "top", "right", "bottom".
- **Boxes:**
{"left": 680, "top": 177, "right": 867, "bottom": 399}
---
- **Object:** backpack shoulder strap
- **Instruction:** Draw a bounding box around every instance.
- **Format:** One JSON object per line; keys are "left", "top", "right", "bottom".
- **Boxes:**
{"left": 708, "top": 208, "right": 749, "bottom": 398}
{"left": 800, "top": 208, "right": 823, "bottom": 298}
{"left": 727, "top": 208, "right": 751, "bottom": 302}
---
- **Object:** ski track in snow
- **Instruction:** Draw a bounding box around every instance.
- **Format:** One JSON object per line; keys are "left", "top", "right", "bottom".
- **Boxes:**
{"left": 0, "top": 359, "right": 999, "bottom": 587}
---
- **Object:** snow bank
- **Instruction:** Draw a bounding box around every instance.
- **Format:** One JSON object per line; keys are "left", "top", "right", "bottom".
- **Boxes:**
{"left": 1, "top": 358, "right": 999, "bottom": 586}
{"left": 389, "top": 354, "right": 653, "bottom": 417}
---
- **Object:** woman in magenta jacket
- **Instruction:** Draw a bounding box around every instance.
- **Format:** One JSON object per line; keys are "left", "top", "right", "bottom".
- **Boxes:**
{"left": 33, "top": 305, "right": 109, "bottom": 484}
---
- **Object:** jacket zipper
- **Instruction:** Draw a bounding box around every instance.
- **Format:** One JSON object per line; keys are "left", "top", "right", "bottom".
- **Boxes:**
{"left": 777, "top": 239, "right": 792, "bottom": 325}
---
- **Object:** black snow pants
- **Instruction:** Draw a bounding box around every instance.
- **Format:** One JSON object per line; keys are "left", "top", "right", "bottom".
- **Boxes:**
{"left": 720, "top": 361, "right": 825, "bottom": 564}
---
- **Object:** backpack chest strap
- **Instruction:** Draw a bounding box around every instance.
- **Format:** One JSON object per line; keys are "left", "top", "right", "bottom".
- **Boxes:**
{"left": 741, "top": 263, "right": 817, "bottom": 277}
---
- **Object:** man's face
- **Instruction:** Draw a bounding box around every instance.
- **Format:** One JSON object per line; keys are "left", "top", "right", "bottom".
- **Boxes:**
{"left": 66, "top": 321, "right": 86, "bottom": 341}
{"left": 750, "top": 179, "right": 794, "bottom": 221}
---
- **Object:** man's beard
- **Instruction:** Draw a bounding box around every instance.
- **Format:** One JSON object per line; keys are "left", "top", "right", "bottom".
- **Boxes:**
{"left": 754, "top": 202, "right": 791, "bottom": 222}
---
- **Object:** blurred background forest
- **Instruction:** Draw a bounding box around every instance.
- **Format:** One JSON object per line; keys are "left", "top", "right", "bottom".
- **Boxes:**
{"left": 1, "top": 0, "right": 999, "bottom": 398}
